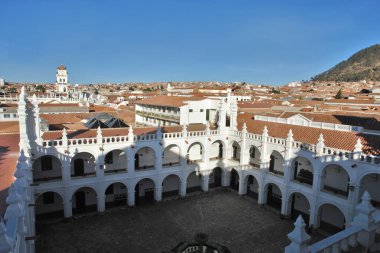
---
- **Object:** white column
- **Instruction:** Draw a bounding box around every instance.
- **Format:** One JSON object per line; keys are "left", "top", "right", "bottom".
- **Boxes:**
{"left": 127, "top": 190, "right": 135, "bottom": 207}
{"left": 238, "top": 174, "right": 247, "bottom": 195}
{"left": 180, "top": 180, "right": 187, "bottom": 197}
{"left": 64, "top": 189, "right": 72, "bottom": 218}
{"left": 97, "top": 194, "right": 105, "bottom": 212}
{"left": 222, "top": 169, "right": 230, "bottom": 187}
{"left": 155, "top": 186, "right": 162, "bottom": 202}
{"left": 201, "top": 174, "right": 209, "bottom": 192}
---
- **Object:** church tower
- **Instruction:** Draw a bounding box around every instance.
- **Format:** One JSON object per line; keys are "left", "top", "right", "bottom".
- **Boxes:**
{"left": 56, "top": 64, "right": 69, "bottom": 93}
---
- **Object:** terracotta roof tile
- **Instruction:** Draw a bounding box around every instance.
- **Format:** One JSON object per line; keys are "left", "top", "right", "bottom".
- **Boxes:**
{"left": 0, "top": 134, "right": 20, "bottom": 215}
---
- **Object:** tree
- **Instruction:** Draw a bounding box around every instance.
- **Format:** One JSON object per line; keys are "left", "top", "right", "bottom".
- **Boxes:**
{"left": 271, "top": 88, "right": 280, "bottom": 94}
{"left": 334, "top": 89, "right": 343, "bottom": 99}
{"left": 8, "top": 87, "right": 17, "bottom": 93}
{"left": 35, "top": 85, "right": 46, "bottom": 93}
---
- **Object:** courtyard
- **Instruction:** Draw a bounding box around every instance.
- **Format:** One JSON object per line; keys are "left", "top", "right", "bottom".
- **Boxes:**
{"left": 35, "top": 189, "right": 321, "bottom": 253}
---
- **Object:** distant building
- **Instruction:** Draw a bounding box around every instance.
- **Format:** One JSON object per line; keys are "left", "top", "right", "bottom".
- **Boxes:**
{"left": 135, "top": 96, "right": 221, "bottom": 126}
{"left": 0, "top": 77, "right": 4, "bottom": 87}
{"left": 56, "top": 64, "right": 69, "bottom": 93}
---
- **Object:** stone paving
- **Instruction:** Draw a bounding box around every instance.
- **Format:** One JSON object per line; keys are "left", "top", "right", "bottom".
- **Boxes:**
{"left": 35, "top": 189, "right": 323, "bottom": 253}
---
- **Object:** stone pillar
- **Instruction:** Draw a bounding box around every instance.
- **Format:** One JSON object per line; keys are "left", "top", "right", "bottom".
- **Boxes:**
{"left": 180, "top": 179, "right": 187, "bottom": 197}
{"left": 238, "top": 173, "right": 247, "bottom": 195}
{"left": 155, "top": 186, "right": 162, "bottom": 202}
{"left": 62, "top": 157, "right": 71, "bottom": 184}
{"left": 97, "top": 194, "right": 105, "bottom": 212}
{"left": 64, "top": 188, "right": 72, "bottom": 218}
{"left": 127, "top": 148, "right": 135, "bottom": 177}
{"left": 63, "top": 198, "right": 72, "bottom": 218}
{"left": 257, "top": 171, "right": 266, "bottom": 205}
{"left": 201, "top": 173, "right": 209, "bottom": 192}
{"left": 127, "top": 190, "right": 135, "bottom": 207}
{"left": 222, "top": 169, "right": 230, "bottom": 187}
{"left": 240, "top": 123, "right": 249, "bottom": 165}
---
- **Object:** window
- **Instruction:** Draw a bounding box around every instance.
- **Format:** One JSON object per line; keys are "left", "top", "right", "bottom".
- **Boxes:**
{"left": 43, "top": 192, "right": 55, "bottom": 204}
{"left": 200, "top": 109, "right": 204, "bottom": 112}
{"left": 41, "top": 156, "right": 53, "bottom": 171}
{"left": 189, "top": 109, "right": 193, "bottom": 112}
{"left": 13, "top": 114, "right": 17, "bottom": 118}
{"left": 105, "top": 152, "right": 113, "bottom": 164}
{"left": 4, "top": 114, "right": 10, "bottom": 118}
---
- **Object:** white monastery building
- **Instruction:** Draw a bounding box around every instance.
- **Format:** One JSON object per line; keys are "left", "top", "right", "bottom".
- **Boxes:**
{"left": 2, "top": 87, "right": 380, "bottom": 253}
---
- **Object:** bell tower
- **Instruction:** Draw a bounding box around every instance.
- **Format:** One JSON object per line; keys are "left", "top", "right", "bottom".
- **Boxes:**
{"left": 56, "top": 64, "right": 69, "bottom": 93}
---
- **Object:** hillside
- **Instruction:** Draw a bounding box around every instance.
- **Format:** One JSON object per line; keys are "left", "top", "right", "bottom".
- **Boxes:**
{"left": 312, "top": 44, "right": 380, "bottom": 82}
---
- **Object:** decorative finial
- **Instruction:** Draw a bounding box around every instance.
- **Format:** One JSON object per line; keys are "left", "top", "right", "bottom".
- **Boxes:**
{"left": 97, "top": 126, "right": 102, "bottom": 136}
{"left": 262, "top": 126, "right": 268, "bottom": 136}
{"left": 287, "top": 129, "right": 293, "bottom": 140}
{"left": 284, "top": 215, "right": 311, "bottom": 253}
{"left": 354, "top": 138, "right": 363, "bottom": 152}
{"left": 0, "top": 217, "right": 12, "bottom": 253}
{"left": 317, "top": 133, "right": 324, "bottom": 145}
{"left": 4, "top": 184, "right": 24, "bottom": 221}
{"left": 242, "top": 122, "right": 247, "bottom": 132}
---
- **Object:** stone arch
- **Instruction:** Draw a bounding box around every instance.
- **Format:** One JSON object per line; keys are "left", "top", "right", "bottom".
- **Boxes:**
{"left": 162, "top": 144, "right": 181, "bottom": 167}
{"left": 291, "top": 156, "right": 314, "bottom": 186}
{"left": 287, "top": 192, "right": 311, "bottom": 226}
{"left": 32, "top": 155, "right": 62, "bottom": 182}
{"left": 187, "top": 142, "right": 204, "bottom": 163}
{"left": 209, "top": 167, "right": 223, "bottom": 188}
{"left": 104, "top": 182, "right": 128, "bottom": 209}
{"left": 134, "top": 146, "right": 155, "bottom": 171}
{"left": 135, "top": 178, "right": 156, "bottom": 204}
{"left": 186, "top": 171, "right": 202, "bottom": 193}
{"left": 248, "top": 145, "right": 261, "bottom": 168}
{"left": 321, "top": 164, "right": 350, "bottom": 198}
{"left": 358, "top": 172, "right": 380, "bottom": 208}
{"left": 269, "top": 150, "right": 285, "bottom": 176}
{"left": 210, "top": 140, "right": 224, "bottom": 160}
{"left": 316, "top": 203, "right": 346, "bottom": 233}
{"left": 231, "top": 141, "right": 241, "bottom": 161}
{"left": 162, "top": 174, "right": 181, "bottom": 198}
{"left": 244, "top": 174, "right": 260, "bottom": 200}
{"left": 71, "top": 152, "right": 96, "bottom": 178}
{"left": 72, "top": 187, "right": 98, "bottom": 214}
{"left": 35, "top": 191, "right": 64, "bottom": 220}
{"left": 103, "top": 149, "right": 128, "bottom": 174}
{"left": 264, "top": 182, "right": 283, "bottom": 211}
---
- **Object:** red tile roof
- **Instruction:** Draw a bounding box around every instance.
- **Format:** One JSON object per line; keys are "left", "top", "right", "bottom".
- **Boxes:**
{"left": 0, "top": 134, "right": 20, "bottom": 215}
{"left": 238, "top": 113, "right": 380, "bottom": 156}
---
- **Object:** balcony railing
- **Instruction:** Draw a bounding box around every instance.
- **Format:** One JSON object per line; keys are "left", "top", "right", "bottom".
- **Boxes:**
{"left": 104, "top": 168, "right": 127, "bottom": 174}
{"left": 136, "top": 110, "right": 180, "bottom": 122}
{"left": 33, "top": 176, "right": 62, "bottom": 182}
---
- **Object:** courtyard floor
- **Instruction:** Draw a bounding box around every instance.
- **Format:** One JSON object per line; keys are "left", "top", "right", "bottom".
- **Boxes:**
{"left": 35, "top": 188, "right": 324, "bottom": 253}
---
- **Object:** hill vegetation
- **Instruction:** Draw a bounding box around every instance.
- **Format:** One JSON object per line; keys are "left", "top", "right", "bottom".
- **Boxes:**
{"left": 312, "top": 44, "right": 380, "bottom": 82}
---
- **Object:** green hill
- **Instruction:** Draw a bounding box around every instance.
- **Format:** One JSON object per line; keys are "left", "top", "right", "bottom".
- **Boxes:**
{"left": 312, "top": 44, "right": 380, "bottom": 82}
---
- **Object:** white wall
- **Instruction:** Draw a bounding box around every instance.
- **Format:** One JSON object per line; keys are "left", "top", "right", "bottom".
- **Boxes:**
{"left": 72, "top": 188, "right": 97, "bottom": 208}
{"left": 33, "top": 156, "right": 62, "bottom": 180}
{"left": 136, "top": 147, "right": 155, "bottom": 168}
{"left": 162, "top": 175, "right": 180, "bottom": 192}
{"left": 35, "top": 193, "right": 63, "bottom": 215}
{"left": 320, "top": 204, "right": 345, "bottom": 228}
{"left": 323, "top": 165, "right": 349, "bottom": 192}
{"left": 163, "top": 145, "right": 181, "bottom": 165}
{"left": 71, "top": 153, "right": 96, "bottom": 175}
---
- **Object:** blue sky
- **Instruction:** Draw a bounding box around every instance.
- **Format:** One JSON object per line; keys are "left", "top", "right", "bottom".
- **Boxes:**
{"left": 0, "top": 0, "right": 379, "bottom": 85}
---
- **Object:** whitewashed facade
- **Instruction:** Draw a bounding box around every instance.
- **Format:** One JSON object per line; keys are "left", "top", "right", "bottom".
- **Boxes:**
{"left": 2, "top": 87, "right": 380, "bottom": 253}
